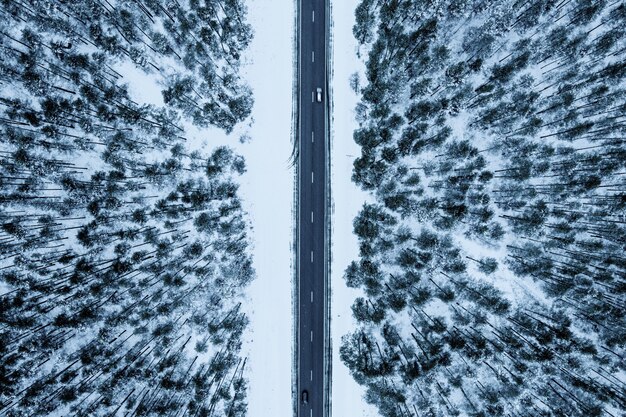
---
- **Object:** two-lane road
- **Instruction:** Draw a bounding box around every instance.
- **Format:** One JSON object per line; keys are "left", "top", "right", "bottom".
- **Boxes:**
{"left": 297, "top": 0, "right": 328, "bottom": 416}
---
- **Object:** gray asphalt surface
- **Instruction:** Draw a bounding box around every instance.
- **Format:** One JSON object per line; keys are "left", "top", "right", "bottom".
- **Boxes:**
{"left": 297, "top": 0, "right": 327, "bottom": 416}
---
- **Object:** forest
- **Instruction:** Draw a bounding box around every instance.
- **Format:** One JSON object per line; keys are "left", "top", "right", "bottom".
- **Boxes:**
{"left": 344, "top": 0, "right": 626, "bottom": 416}
{"left": 0, "top": 0, "right": 254, "bottom": 416}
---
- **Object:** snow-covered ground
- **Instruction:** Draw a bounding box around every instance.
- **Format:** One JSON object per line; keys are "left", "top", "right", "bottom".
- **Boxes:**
{"left": 330, "top": 1, "right": 379, "bottom": 416}
{"left": 236, "top": 0, "right": 295, "bottom": 416}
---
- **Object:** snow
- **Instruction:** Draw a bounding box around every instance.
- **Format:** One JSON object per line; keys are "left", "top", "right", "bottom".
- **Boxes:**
{"left": 330, "top": 0, "right": 380, "bottom": 416}
{"left": 234, "top": 0, "right": 295, "bottom": 416}
{"left": 114, "top": 60, "right": 165, "bottom": 108}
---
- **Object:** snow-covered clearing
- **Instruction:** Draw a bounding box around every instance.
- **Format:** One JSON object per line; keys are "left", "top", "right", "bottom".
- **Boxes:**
{"left": 330, "top": 1, "right": 379, "bottom": 416}
{"left": 236, "top": 0, "right": 295, "bottom": 416}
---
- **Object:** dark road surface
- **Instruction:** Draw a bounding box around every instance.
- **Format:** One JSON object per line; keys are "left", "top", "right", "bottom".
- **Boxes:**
{"left": 297, "top": 0, "right": 328, "bottom": 416}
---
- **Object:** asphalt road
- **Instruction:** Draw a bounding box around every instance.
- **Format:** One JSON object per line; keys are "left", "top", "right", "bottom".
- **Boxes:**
{"left": 297, "top": 0, "right": 328, "bottom": 416}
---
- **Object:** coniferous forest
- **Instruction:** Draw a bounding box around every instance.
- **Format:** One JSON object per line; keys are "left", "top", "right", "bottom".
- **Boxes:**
{"left": 343, "top": 0, "right": 626, "bottom": 416}
{"left": 0, "top": 0, "right": 254, "bottom": 416}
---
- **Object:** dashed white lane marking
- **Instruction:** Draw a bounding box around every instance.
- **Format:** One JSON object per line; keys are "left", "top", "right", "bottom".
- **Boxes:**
{"left": 312, "top": 130, "right": 314, "bottom": 143}
{"left": 311, "top": 211, "right": 314, "bottom": 223}
{"left": 310, "top": 291, "right": 313, "bottom": 302}
{"left": 310, "top": 251, "right": 313, "bottom": 263}
{"left": 312, "top": 51, "right": 315, "bottom": 62}
{"left": 310, "top": 330, "right": 313, "bottom": 341}
{"left": 310, "top": 369, "right": 313, "bottom": 380}
{"left": 312, "top": 10, "right": 315, "bottom": 22}
{"left": 311, "top": 171, "right": 314, "bottom": 183}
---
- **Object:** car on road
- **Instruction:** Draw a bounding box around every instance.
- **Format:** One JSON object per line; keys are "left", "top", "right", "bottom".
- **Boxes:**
{"left": 316, "top": 88, "right": 323, "bottom": 102}
{"left": 301, "top": 390, "right": 309, "bottom": 405}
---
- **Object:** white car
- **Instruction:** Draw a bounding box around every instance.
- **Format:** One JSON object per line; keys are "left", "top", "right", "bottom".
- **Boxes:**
{"left": 316, "top": 88, "right": 323, "bottom": 102}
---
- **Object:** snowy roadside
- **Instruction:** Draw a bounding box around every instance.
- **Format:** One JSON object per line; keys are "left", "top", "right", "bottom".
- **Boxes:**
{"left": 330, "top": 1, "right": 379, "bottom": 416}
{"left": 234, "top": 0, "right": 295, "bottom": 416}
